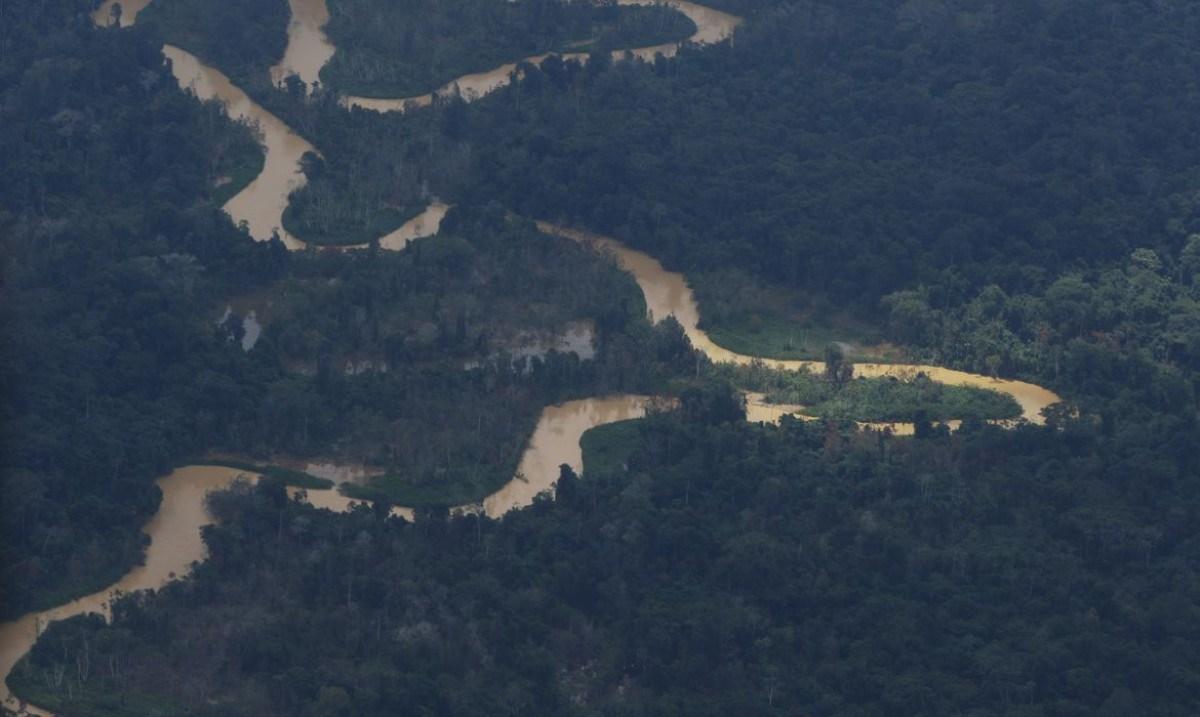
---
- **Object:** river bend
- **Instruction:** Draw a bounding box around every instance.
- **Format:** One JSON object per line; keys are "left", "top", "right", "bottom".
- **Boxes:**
{"left": 2, "top": 3, "right": 1061, "bottom": 714}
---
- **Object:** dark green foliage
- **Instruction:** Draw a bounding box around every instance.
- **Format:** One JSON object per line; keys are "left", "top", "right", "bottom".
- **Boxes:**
{"left": 345, "top": 0, "right": 1191, "bottom": 393}
{"left": 579, "top": 418, "right": 642, "bottom": 477}
{"left": 7, "top": 1, "right": 1200, "bottom": 714}
{"left": 320, "top": 0, "right": 695, "bottom": 97}
{"left": 446, "top": 0, "right": 1200, "bottom": 312}
{"left": 0, "top": 0, "right": 278, "bottom": 618}
{"left": 16, "top": 407, "right": 1199, "bottom": 715}
{"left": 135, "top": 0, "right": 289, "bottom": 78}
{"left": 198, "top": 459, "right": 335, "bottom": 490}
{"left": 214, "top": 207, "right": 694, "bottom": 505}
{"left": 727, "top": 362, "right": 1023, "bottom": 422}
{"left": 231, "top": 87, "right": 436, "bottom": 247}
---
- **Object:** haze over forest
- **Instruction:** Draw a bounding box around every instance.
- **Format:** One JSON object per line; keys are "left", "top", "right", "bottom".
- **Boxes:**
{"left": 1, "top": 0, "right": 1199, "bottom": 715}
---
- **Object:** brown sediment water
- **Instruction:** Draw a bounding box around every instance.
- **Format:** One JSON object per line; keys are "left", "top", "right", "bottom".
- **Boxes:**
{"left": 164, "top": 45, "right": 314, "bottom": 250}
{"left": 341, "top": 0, "right": 741, "bottom": 113}
{"left": 377, "top": 202, "right": 450, "bottom": 250}
{"left": 270, "top": 0, "right": 336, "bottom": 88}
{"left": 0, "top": 466, "right": 422, "bottom": 713}
{"left": 90, "top": 3, "right": 310, "bottom": 250}
{"left": 0, "top": 392, "right": 644, "bottom": 711}
{"left": 0, "top": 467, "right": 252, "bottom": 714}
{"left": 92, "top": 0, "right": 154, "bottom": 27}
{"left": 90, "top": 3, "right": 313, "bottom": 248}
{"left": 742, "top": 392, "right": 963, "bottom": 435}
{"left": 94, "top": 7, "right": 440, "bottom": 252}
{"left": 470, "top": 396, "right": 652, "bottom": 518}
{"left": 171, "top": 45, "right": 446, "bottom": 251}
{"left": 538, "top": 222, "right": 1063, "bottom": 426}
{"left": 327, "top": 201, "right": 451, "bottom": 251}
{"left": 5, "top": 0, "right": 1067, "bottom": 711}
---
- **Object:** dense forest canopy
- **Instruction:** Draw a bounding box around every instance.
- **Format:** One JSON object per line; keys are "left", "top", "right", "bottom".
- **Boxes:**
{"left": 441, "top": 0, "right": 1200, "bottom": 304}
{"left": 0, "top": 0, "right": 280, "bottom": 617}
{"left": 245, "top": 0, "right": 1200, "bottom": 388}
{"left": 11, "top": 405, "right": 1200, "bottom": 715}
{"left": 4, "top": 0, "right": 1200, "bottom": 715}
{"left": 321, "top": 0, "right": 696, "bottom": 97}
{"left": 135, "top": 0, "right": 290, "bottom": 77}
{"left": 0, "top": 0, "right": 692, "bottom": 616}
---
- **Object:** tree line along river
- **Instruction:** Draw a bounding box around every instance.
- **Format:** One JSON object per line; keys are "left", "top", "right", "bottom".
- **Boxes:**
{"left": 0, "top": 2, "right": 1061, "bottom": 713}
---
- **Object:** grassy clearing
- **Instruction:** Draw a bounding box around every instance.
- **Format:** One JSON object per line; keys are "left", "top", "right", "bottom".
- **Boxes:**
{"left": 580, "top": 418, "right": 644, "bottom": 477}
{"left": 210, "top": 149, "right": 265, "bottom": 207}
{"left": 705, "top": 314, "right": 906, "bottom": 363}
{"left": 728, "top": 364, "right": 1022, "bottom": 423}
{"left": 691, "top": 269, "right": 907, "bottom": 362}
{"left": 198, "top": 459, "right": 335, "bottom": 490}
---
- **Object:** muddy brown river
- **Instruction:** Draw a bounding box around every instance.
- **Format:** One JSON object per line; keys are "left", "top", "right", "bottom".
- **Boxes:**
{"left": 271, "top": 0, "right": 336, "bottom": 88}
{"left": 2, "top": 3, "right": 1064, "bottom": 714}
{"left": 92, "top": 0, "right": 153, "bottom": 27}
{"left": 537, "top": 222, "right": 1063, "bottom": 426}
{"left": 0, "top": 393, "right": 650, "bottom": 712}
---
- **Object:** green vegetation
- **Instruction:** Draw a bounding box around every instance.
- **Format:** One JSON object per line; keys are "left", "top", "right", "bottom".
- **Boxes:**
{"left": 728, "top": 360, "right": 1023, "bottom": 423}
{"left": 386, "top": 0, "right": 1200, "bottom": 392}
{"left": 197, "top": 459, "right": 335, "bottom": 490}
{"left": 0, "top": 0, "right": 277, "bottom": 618}
{"left": 320, "top": 0, "right": 695, "bottom": 97}
{"left": 340, "top": 470, "right": 493, "bottom": 509}
{"left": 136, "top": 0, "right": 289, "bottom": 78}
{"left": 262, "top": 210, "right": 643, "bottom": 368}
{"left": 6, "top": 675, "right": 185, "bottom": 717}
{"left": 0, "top": 2, "right": 695, "bottom": 617}
{"left": 202, "top": 209, "right": 694, "bottom": 505}
{"left": 8, "top": 0, "right": 1200, "bottom": 715}
{"left": 209, "top": 147, "right": 267, "bottom": 207}
{"left": 15, "top": 399, "right": 1199, "bottom": 714}
{"left": 280, "top": 189, "right": 426, "bottom": 247}
{"left": 691, "top": 269, "right": 906, "bottom": 361}
{"left": 580, "top": 418, "right": 643, "bottom": 477}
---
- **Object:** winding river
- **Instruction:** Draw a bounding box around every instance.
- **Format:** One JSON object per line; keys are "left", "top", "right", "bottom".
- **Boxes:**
{"left": 536, "top": 223, "right": 1062, "bottom": 426}
{"left": 342, "top": 0, "right": 741, "bottom": 112}
{"left": 0, "top": 395, "right": 650, "bottom": 714}
{"left": 3, "top": 2, "right": 1061, "bottom": 714}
